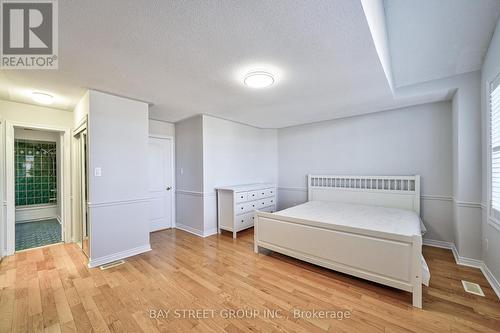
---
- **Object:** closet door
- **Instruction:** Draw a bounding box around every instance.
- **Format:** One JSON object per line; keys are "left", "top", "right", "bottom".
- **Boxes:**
{"left": 148, "top": 136, "right": 173, "bottom": 232}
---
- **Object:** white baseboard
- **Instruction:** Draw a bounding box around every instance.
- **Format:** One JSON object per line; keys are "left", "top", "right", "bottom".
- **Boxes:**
{"left": 204, "top": 227, "right": 218, "bottom": 237}
{"left": 422, "top": 239, "right": 454, "bottom": 249}
{"left": 175, "top": 223, "right": 218, "bottom": 238}
{"left": 88, "top": 244, "right": 151, "bottom": 268}
{"left": 423, "top": 238, "right": 499, "bottom": 299}
{"left": 481, "top": 264, "right": 500, "bottom": 299}
{"left": 175, "top": 223, "right": 204, "bottom": 237}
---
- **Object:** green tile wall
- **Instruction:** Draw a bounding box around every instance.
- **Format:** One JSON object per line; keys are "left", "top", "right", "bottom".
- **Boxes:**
{"left": 15, "top": 139, "right": 57, "bottom": 206}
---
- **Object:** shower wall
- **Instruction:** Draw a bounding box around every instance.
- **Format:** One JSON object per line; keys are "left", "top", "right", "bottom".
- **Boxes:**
{"left": 15, "top": 139, "right": 57, "bottom": 206}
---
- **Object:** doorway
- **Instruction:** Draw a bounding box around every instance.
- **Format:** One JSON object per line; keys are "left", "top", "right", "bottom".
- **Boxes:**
{"left": 14, "top": 129, "right": 61, "bottom": 251}
{"left": 5, "top": 121, "right": 71, "bottom": 256}
{"left": 148, "top": 136, "right": 174, "bottom": 232}
{"left": 73, "top": 123, "right": 89, "bottom": 257}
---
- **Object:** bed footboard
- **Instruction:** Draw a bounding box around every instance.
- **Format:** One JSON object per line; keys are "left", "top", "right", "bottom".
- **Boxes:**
{"left": 254, "top": 212, "right": 422, "bottom": 308}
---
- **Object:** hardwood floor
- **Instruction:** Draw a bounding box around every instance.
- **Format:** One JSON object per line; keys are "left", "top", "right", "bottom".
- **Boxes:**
{"left": 1, "top": 228, "right": 499, "bottom": 332}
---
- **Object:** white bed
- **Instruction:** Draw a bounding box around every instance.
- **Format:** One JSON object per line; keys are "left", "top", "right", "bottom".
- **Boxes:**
{"left": 254, "top": 175, "right": 427, "bottom": 308}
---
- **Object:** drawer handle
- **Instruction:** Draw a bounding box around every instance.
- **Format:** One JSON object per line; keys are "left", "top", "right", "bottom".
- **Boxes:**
{"left": 271, "top": 200, "right": 273, "bottom": 203}
{"left": 252, "top": 204, "right": 255, "bottom": 207}
{"left": 241, "top": 220, "right": 244, "bottom": 223}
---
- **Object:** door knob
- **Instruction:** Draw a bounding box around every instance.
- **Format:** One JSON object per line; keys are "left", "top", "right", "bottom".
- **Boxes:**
{"left": 166, "top": 186, "right": 172, "bottom": 191}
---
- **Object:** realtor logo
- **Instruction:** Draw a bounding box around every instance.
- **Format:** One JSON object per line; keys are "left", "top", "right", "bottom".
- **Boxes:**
{"left": 1, "top": 0, "right": 58, "bottom": 69}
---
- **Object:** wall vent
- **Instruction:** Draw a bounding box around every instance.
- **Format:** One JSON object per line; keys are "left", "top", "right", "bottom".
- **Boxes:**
{"left": 99, "top": 260, "right": 125, "bottom": 270}
{"left": 461, "top": 280, "right": 485, "bottom": 297}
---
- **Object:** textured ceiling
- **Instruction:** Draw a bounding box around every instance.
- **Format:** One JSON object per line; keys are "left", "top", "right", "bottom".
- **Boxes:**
{"left": 385, "top": 0, "right": 500, "bottom": 87}
{"left": 1, "top": 1, "right": 499, "bottom": 128}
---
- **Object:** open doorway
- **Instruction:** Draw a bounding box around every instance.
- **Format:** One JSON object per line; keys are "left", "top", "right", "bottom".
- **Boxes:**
{"left": 13, "top": 129, "right": 61, "bottom": 251}
{"left": 5, "top": 121, "right": 71, "bottom": 256}
{"left": 73, "top": 122, "right": 89, "bottom": 258}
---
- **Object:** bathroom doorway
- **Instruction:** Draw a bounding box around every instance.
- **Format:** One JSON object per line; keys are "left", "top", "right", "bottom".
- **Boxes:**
{"left": 4, "top": 121, "right": 71, "bottom": 256}
{"left": 13, "top": 129, "right": 61, "bottom": 251}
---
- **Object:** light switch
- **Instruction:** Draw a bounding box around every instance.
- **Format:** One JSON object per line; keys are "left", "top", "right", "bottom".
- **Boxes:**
{"left": 94, "top": 167, "right": 102, "bottom": 177}
{"left": 180, "top": 167, "right": 184, "bottom": 175}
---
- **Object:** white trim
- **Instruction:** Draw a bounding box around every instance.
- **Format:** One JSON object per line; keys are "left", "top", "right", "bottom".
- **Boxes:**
{"left": 278, "top": 186, "right": 308, "bottom": 193}
{"left": 422, "top": 238, "right": 454, "bottom": 249}
{"left": 421, "top": 195, "right": 452, "bottom": 202}
{"left": 175, "top": 223, "right": 204, "bottom": 237}
{"left": 453, "top": 199, "right": 482, "bottom": 209}
{"left": 88, "top": 197, "right": 150, "bottom": 208}
{"left": 0, "top": 116, "right": 4, "bottom": 259}
{"left": 423, "top": 239, "right": 500, "bottom": 299}
{"left": 485, "top": 72, "right": 500, "bottom": 231}
{"left": 176, "top": 190, "right": 217, "bottom": 198}
{"left": 175, "top": 223, "right": 217, "bottom": 238}
{"left": 87, "top": 244, "right": 151, "bottom": 268}
{"left": 481, "top": 264, "right": 500, "bottom": 299}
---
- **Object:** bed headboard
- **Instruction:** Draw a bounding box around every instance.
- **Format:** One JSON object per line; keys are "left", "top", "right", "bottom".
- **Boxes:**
{"left": 307, "top": 175, "right": 420, "bottom": 215}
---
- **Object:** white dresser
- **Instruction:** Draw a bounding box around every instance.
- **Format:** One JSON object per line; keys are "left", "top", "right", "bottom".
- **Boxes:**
{"left": 216, "top": 183, "right": 276, "bottom": 238}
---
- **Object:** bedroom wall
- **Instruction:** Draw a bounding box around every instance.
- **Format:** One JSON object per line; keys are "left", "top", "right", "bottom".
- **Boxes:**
{"left": 174, "top": 114, "right": 278, "bottom": 236}
{"left": 202, "top": 115, "right": 278, "bottom": 235}
{"left": 175, "top": 115, "right": 205, "bottom": 235}
{"left": 481, "top": 17, "right": 500, "bottom": 287}
{"left": 277, "top": 101, "right": 453, "bottom": 242}
{"left": 87, "top": 90, "right": 150, "bottom": 266}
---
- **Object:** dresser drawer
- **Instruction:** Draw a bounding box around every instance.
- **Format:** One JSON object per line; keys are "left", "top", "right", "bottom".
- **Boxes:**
{"left": 235, "top": 202, "right": 258, "bottom": 215}
{"left": 235, "top": 192, "right": 247, "bottom": 203}
{"left": 235, "top": 212, "right": 254, "bottom": 230}
{"left": 256, "top": 197, "right": 275, "bottom": 208}
{"left": 247, "top": 190, "right": 260, "bottom": 201}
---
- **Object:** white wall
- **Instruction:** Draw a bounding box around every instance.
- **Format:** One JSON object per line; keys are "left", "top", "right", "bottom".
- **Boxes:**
{"left": 149, "top": 119, "right": 175, "bottom": 138}
{"left": 482, "top": 18, "right": 500, "bottom": 286}
{"left": 0, "top": 100, "right": 73, "bottom": 256}
{"left": 277, "top": 102, "right": 454, "bottom": 242}
{"left": 174, "top": 115, "right": 278, "bottom": 236}
{"left": 202, "top": 115, "right": 278, "bottom": 235}
{"left": 452, "top": 72, "right": 483, "bottom": 260}
{"left": 87, "top": 90, "right": 150, "bottom": 266}
{"left": 174, "top": 116, "right": 204, "bottom": 235}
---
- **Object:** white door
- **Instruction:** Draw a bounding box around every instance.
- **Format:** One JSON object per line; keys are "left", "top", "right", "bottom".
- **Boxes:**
{"left": 148, "top": 137, "right": 173, "bottom": 232}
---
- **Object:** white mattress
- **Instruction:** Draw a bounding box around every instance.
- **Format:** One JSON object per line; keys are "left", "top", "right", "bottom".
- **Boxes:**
{"left": 274, "top": 201, "right": 422, "bottom": 237}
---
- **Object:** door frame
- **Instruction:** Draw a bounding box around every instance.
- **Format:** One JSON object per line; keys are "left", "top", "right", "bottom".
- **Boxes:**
{"left": 0, "top": 116, "right": 4, "bottom": 259}
{"left": 148, "top": 135, "right": 175, "bottom": 230}
{"left": 72, "top": 119, "right": 89, "bottom": 256}
{"left": 5, "top": 120, "right": 71, "bottom": 255}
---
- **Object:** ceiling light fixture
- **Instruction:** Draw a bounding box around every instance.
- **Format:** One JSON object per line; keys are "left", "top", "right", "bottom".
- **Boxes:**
{"left": 244, "top": 71, "right": 275, "bottom": 89}
{"left": 32, "top": 92, "right": 54, "bottom": 105}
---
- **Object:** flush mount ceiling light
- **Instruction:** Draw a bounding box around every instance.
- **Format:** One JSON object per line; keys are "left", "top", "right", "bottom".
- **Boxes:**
{"left": 244, "top": 71, "right": 275, "bottom": 89}
{"left": 32, "top": 92, "right": 54, "bottom": 105}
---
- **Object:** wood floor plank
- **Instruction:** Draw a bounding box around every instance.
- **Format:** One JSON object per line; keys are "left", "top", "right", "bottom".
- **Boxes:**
{"left": 1, "top": 228, "right": 499, "bottom": 333}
